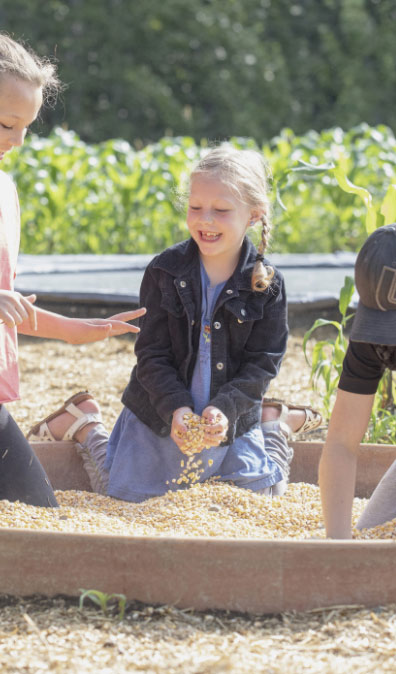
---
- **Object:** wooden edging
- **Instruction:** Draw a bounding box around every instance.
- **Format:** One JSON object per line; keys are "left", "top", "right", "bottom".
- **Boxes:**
{"left": 1, "top": 530, "right": 396, "bottom": 614}
{"left": 0, "top": 440, "right": 396, "bottom": 613}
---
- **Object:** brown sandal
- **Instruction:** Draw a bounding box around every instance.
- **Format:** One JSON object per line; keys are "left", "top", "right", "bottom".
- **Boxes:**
{"left": 27, "top": 391, "right": 101, "bottom": 443}
{"left": 262, "top": 397, "right": 322, "bottom": 439}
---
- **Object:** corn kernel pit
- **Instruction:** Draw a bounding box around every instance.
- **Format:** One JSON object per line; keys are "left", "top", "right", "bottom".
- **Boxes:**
{"left": 0, "top": 481, "right": 389, "bottom": 540}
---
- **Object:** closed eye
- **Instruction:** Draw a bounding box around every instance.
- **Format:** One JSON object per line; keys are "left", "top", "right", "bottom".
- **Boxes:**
{"left": 1, "top": 123, "right": 13, "bottom": 130}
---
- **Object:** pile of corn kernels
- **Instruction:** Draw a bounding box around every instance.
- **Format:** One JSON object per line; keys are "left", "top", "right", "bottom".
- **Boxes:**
{"left": 0, "top": 480, "right": 390, "bottom": 540}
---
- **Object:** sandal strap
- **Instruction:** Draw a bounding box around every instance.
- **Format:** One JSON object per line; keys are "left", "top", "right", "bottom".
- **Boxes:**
{"left": 297, "top": 407, "right": 322, "bottom": 434}
{"left": 27, "top": 421, "right": 57, "bottom": 443}
{"left": 62, "top": 403, "right": 102, "bottom": 441}
{"left": 277, "top": 403, "right": 292, "bottom": 440}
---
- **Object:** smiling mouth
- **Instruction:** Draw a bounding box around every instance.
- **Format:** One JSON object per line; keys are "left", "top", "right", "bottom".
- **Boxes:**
{"left": 200, "top": 231, "right": 221, "bottom": 242}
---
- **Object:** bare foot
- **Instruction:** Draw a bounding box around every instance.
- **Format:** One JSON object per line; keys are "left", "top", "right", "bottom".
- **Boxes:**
{"left": 261, "top": 404, "right": 306, "bottom": 433}
{"left": 47, "top": 399, "right": 102, "bottom": 444}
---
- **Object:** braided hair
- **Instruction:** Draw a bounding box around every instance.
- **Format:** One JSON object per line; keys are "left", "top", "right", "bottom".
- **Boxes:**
{"left": 251, "top": 213, "right": 274, "bottom": 291}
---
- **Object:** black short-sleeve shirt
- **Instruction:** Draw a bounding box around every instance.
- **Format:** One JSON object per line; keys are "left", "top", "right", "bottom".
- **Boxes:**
{"left": 339, "top": 341, "right": 396, "bottom": 395}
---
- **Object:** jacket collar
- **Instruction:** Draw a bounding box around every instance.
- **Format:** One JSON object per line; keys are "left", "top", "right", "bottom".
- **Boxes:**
{"left": 152, "top": 236, "right": 263, "bottom": 291}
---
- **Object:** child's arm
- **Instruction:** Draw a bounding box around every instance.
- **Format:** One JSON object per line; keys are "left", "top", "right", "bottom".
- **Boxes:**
{"left": 319, "top": 389, "right": 374, "bottom": 538}
{"left": 16, "top": 302, "right": 146, "bottom": 343}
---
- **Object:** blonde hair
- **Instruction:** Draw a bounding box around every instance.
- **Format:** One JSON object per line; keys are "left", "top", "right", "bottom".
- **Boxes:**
{"left": 191, "top": 145, "right": 274, "bottom": 292}
{"left": 0, "top": 33, "right": 61, "bottom": 105}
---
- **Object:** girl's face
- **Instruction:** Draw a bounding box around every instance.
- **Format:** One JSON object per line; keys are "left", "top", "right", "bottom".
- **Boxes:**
{"left": 187, "top": 173, "right": 260, "bottom": 266}
{"left": 0, "top": 74, "right": 43, "bottom": 161}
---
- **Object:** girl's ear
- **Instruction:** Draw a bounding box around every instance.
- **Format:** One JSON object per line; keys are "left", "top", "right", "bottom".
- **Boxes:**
{"left": 248, "top": 209, "right": 263, "bottom": 227}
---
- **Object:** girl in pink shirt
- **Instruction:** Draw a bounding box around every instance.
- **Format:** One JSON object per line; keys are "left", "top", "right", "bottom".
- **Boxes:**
{"left": 0, "top": 34, "right": 145, "bottom": 506}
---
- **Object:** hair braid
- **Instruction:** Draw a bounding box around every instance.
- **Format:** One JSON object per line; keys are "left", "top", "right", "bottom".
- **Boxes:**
{"left": 251, "top": 213, "right": 274, "bottom": 292}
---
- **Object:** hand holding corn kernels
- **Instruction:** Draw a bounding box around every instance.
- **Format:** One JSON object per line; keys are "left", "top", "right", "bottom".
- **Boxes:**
{"left": 201, "top": 406, "right": 228, "bottom": 446}
{"left": 171, "top": 406, "right": 228, "bottom": 455}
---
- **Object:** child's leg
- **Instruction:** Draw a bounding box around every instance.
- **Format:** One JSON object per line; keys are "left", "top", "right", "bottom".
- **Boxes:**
{"left": 356, "top": 459, "right": 396, "bottom": 530}
{"left": 261, "top": 420, "right": 294, "bottom": 479}
{"left": 28, "top": 393, "right": 109, "bottom": 495}
{"left": 258, "top": 399, "right": 322, "bottom": 496}
{"left": 0, "top": 405, "right": 58, "bottom": 507}
{"left": 261, "top": 399, "right": 322, "bottom": 438}
{"left": 255, "top": 418, "right": 293, "bottom": 496}
{"left": 75, "top": 425, "right": 110, "bottom": 495}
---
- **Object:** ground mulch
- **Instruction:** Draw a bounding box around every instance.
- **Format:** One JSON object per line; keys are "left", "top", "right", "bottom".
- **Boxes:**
{"left": 1, "top": 333, "right": 394, "bottom": 673}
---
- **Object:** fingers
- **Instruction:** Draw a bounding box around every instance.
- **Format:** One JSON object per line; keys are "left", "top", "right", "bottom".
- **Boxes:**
{"left": 106, "top": 321, "right": 141, "bottom": 335}
{"left": 0, "top": 310, "right": 19, "bottom": 329}
{"left": 98, "top": 307, "right": 147, "bottom": 336}
{"left": 202, "top": 410, "right": 228, "bottom": 445}
{"left": 22, "top": 294, "right": 37, "bottom": 331}
{"left": 108, "top": 308, "right": 147, "bottom": 322}
{"left": 0, "top": 292, "right": 37, "bottom": 330}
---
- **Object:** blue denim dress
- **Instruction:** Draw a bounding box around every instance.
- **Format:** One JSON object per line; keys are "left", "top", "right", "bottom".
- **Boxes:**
{"left": 105, "top": 263, "right": 282, "bottom": 502}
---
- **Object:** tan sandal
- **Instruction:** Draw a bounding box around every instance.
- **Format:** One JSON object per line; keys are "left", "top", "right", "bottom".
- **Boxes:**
{"left": 27, "top": 391, "right": 102, "bottom": 443}
{"left": 262, "top": 397, "right": 322, "bottom": 439}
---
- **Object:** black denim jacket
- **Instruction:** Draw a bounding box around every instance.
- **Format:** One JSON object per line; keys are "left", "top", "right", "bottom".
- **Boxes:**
{"left": 122, "top": 236, "right": 288, "bottom": 443}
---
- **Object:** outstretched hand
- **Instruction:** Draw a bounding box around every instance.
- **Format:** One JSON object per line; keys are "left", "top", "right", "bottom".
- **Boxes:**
{"left": 67, "top": 307, "right": 147, "bottom": 344}
{"left": 0, "top": 290, "right": 37, "bottom": 330}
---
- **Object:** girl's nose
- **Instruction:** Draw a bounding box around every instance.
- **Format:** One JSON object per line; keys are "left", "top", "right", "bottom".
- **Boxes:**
{"left": 201, "top": 210, "right": 214, "bottom": 223}
{"left": 9, "top": 129, "right": 26, "bottom": 148}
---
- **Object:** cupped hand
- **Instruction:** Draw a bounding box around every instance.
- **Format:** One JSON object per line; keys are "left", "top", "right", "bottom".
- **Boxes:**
{"left": 170, "top": 406, "right": 194, "bottom": 453}
{"left": 201, "top": 406, "right": 229, "bottom": 446}
{"left": 0, "top": 290, "right": 37, "bottom": 330}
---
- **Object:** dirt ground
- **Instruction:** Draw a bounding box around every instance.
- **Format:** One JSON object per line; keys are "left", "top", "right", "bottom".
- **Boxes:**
{"left": 2, "top": 333, "right": 395, "bottom": 674}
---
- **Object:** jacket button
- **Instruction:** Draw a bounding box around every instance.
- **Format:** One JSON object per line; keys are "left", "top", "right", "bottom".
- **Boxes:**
{"left": 216, "top": 362, "right": 224, "bottom": 370}
{"left": 191, "top": 320, "right": 195, "bottom": 326}
{"left": 241, "top": 308, "right": 246, "bottom": 316}
{"left": 214, "top": 321, "right": 221, "bottom": 329}
{"left": 226, "top": 289, "right": 233, "bottom": 294}
{"left": 237, "top": 319, "right": 243, "bottom": 324}
{"left": 180, "top": 280, "right": 187, "bottom": 288}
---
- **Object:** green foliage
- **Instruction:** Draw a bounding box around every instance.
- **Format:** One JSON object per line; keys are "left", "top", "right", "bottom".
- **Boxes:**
{"left": 3, "top": 123, "right": 396, "bottom": 255}
{"left": 366, "top": 397, "right": 396, "bottom": 445}
{"left": 303, "top": 277, "right": 355, "bottom": 419}
{"left": 302, "top": 161, "right": 396, "bottom": 442}
{"left": 79, "top": 589, "right": 126, "bottom": 620}
{"left": 4, "top": 129, "right": 202, "bottom": 254}
{"left": 270, "top": 123, "right": 396, "bottom": 252}
{"left": 1, "top": 0, "right": 396, "bottom": 145}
